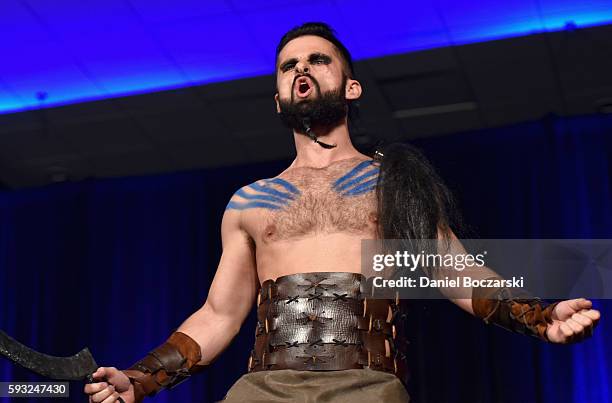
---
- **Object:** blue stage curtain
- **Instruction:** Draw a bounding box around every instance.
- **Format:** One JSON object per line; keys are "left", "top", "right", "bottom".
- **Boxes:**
{"left": 1, "top": 113, "right": 610, "bottom": 403}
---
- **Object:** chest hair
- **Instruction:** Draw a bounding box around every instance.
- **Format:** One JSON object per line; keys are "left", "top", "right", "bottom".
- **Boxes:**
{"left": 261, "top": 159, "right": 378, "bottom": 242}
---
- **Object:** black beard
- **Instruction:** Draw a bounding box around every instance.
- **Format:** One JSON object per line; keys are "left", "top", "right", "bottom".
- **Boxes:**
{"left": 277, "top": 76, "right": 348, "bottom": 134}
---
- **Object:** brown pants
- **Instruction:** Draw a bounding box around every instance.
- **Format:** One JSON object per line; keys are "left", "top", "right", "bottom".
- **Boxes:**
{"left": 220, "top": 368, "right": 410, "bottom": 403}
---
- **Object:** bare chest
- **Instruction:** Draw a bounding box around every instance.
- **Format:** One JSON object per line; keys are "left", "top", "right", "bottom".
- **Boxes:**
{"left": 237, "top": 159, "right": 379, "bottom": 243}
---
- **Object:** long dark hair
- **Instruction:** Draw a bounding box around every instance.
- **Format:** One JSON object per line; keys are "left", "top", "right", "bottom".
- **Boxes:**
{"left": 375, "top": 142, "right": 463, "bottom": 257}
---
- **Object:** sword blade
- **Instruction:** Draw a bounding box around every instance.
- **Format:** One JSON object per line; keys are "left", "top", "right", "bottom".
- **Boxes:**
{"left": 0, "top": 330, "right": 98, "bottom": 381}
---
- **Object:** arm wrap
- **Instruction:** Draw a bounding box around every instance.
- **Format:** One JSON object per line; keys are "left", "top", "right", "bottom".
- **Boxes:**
{"left": 122, "top": 332, "right": 206, "bottom": 401}
{"left": 471, "top": 277, "right": 559, "bottom": 342}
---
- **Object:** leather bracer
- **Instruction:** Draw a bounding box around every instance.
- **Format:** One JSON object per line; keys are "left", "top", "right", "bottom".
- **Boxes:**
{"left": 123, "top": 332, "right": 205, "bottom": 401}
{"left": 472, "top": 277, "right": 559, "bottom": 341}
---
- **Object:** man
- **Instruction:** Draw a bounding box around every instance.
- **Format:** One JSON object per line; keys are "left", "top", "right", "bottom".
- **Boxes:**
{"left": 84, "top": 23, "right": 601, "bottom": 403}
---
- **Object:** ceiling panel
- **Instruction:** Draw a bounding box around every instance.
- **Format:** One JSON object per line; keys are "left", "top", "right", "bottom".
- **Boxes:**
{"left": 397, "top": 108, "right": 482, "bottom": 139}
{"left": 537, "top": 0, "right": 612, "bottom": 28}
{"left": 337, "top": 1, "right": 448, "bottom": 54}
{"left": 0, "top": 18, "right": 611, "bottom": 188}
{"left": 437, "top": 0, "right": 542, "bottom": 42}
{"left": 0, "top": 86, "right": 24, "bottom": 116}
{"left": 456, "top": 35, "right": 563, "bottom": 123}
{"left": 86, "top": 145, "right": 172, "bottom": 177}
{"left": 50, "top": 118, "right": 149, "bottom": 154}
{"left": 229, "top": 0, "right": 309, "bottom": 12}
{"left": 0, "top": 39, "right": 100, "bottom": 107}
{"left": 153, "top": 13, "right": 265, "bottom": 66}
{"left": 437, "top": 0, "right": 540, "bottom": 23}
{"left": 128, "top": 0, "right": 231, "bottom": 23}
{"left": 134, "top": 109, "right": 229, "bottom": 145}
{"left": 549, "top": 25, "right": 612, "bottom": 92}
{"left": 380, "top": 70, "right": 472, "bottom": 111}
{"left": 0, "top": 128, "right": 68, "bottom": 161}
{"left": 2, "top": 0, "right": 612, "bottom": 114}
{"left": 114, "top": 87, "right": 208, "bottom": 114}
{"left": 165, "top": 135, "right": 250, "bottom": 169}
{"left": 88, "top": 64, "right": 185, "bottom": 95}
{"left": 26, "top": 0, "right": 136, "bottom": 36}
{"left": 0, "top": 0, "right": 48, "bottom": 41}
{"left": 211, "top": 96, "right": 281, "bottom": 133}
{"left": 241, "top": 1, "right": 347, "bottom": 62}
{"left": 365, "top": 47, "right": 459, "bottom": 81}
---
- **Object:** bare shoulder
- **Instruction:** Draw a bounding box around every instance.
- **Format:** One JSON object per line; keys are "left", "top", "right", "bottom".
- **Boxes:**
{"left": 222, "top": 177, "right": 300, "bottom": 241}
{"left": 225, "top": 177, "right": 301, "bottom": 213}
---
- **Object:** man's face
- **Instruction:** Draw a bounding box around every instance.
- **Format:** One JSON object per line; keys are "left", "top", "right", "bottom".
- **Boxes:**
{"left": 274, "top": 35, "right": 360, "bottom": 132}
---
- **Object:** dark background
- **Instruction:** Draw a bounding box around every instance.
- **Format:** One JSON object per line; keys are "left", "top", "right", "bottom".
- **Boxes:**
{"left": 1, "top": 113, "right": 611, "bottom": 403}
{"left": 1, "top": 22, "right": 612, "bottom": 403}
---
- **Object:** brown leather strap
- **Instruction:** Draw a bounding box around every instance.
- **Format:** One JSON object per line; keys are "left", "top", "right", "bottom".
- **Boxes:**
{"left": 123, "top": 331, "right": 204, "bottom": 401}
{"left": 472, "top": 277, "right": 559, "bottom": 341}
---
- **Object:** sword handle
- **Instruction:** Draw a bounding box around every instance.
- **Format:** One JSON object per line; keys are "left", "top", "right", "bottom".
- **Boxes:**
{"left": 86, "top": 372, "right": 108, "bottom": 384}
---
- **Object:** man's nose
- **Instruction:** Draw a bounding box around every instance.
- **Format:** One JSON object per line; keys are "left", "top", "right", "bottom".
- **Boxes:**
{"left": 295, "top": 62, "right": 309, "bottom": 74}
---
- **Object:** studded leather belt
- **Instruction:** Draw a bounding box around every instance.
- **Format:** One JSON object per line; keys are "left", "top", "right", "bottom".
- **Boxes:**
{"left": 247, "top": 272, "right": 409, "bottom": 383}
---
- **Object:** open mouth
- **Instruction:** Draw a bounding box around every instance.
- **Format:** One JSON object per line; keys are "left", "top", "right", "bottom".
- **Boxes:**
{"left": 295, "top": 77, "right": 313, "bottom": 98}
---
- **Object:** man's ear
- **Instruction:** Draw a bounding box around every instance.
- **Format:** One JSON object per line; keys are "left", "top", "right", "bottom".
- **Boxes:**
{"left": 345, "top": 79, "right": 362, "bottom": 101}
{"left": 274, "top": 93, "right": 281, "bottom": 113}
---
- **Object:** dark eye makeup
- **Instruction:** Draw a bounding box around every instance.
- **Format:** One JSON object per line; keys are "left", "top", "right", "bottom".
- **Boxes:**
{"left": 281, "top": 62, "right": 296, "bottom": 72}
{"left": 309, "top": 53, "right": 331, "bottom": 65}
{"left": 279, "top": 53, "right": 332, "bottom": 73}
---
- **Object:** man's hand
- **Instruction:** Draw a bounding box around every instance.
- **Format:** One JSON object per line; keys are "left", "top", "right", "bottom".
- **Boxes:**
{"left": 84, "top": 367, "right": 135, "bottom": 403}
{"left": 546, "top": 298, "right": 601, "bottom": 344}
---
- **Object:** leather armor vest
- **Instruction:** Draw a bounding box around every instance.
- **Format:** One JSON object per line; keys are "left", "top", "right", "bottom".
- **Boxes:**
{"left": 247, "top": 272, "right": 409, "bottom": 384}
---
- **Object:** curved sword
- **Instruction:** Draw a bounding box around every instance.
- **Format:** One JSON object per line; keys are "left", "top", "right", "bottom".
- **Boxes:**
{"left": 0, "top": 329, "right": 97, "bottom": 381}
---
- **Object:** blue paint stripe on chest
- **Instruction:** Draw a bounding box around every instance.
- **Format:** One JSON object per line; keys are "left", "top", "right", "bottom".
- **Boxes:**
{"left": 235, "top": 188, "right": 287, "bottom": 205}
{"left": 250, "top": 182, "right": 296, "bottom": 200}
{"left": 335, "top": 167, "right": 379, "bottom": 192}
{"left": 226, "top": 201, "right": 282, "bottom": 211}
{"left": 344, "top": 184, "right": 376, "bottom": 196}
{"left": 333, "top": 160, "right": 374, "bottom": 189}
{"left": 267, "top": 178, "right": 301, "bottom": 195}
{"left": 226, "top": 178, "right": 300, "bottom": 211}
{"left": 342, "top": 177, "right": 378, "bottom": 196}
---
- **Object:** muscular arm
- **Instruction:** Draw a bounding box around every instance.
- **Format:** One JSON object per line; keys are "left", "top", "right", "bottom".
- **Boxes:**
{"left": 435, "top": 227, "right": 500, "bottom": 316}
{"left": 84, "top": 201, "right": 259, "bottom": 402}
{"left": 177, "top": 206, "right": 258, "bottom": 365}
{"left": 436, "top": 228, "right": 600, "bottom": 344}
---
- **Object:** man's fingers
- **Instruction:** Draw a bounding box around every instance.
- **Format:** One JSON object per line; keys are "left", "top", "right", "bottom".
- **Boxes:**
{"left": 550, "top": 305, "right": 601, "bottom": 344}
{"left": 104, "top": 367, "right": 130, "bottom": 392}
{"left": 92, "top": 385, "right": 115, "bottom": 403}
{"left": 85, "top": 366, "right": 131, "bottom": 401}
{"left": 559, "top": 322, "right": 574, "bottom": 340}
{"left": 84, "top": 382, "right": 108, "bottom": 394}
{"left": 101, "top": 392, "right": 120, "bottom": 403}
{"left": 567, "top": 298, "right": 592, "bottom": 312}
{"left": 572, "top": 312, "right": 593, "bottom": 327}
{"left": 105, "top": 367, "right": 123, "bottom": 382}
{"left": 580, "top": 309, "right": 600, "bottom": 323}
{"left": 565, "top": 318, "right": 584, "bottom": 335}
{"left": 93, "top": 367, "right": 106, "bottom": 380}
{"left": 103, "top": 367, "right": 119, "bottom": 382}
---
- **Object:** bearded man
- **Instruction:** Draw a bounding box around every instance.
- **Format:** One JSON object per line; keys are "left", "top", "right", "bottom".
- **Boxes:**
{"left": 84, "top": 22, "right": 601, "bottom": 403}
